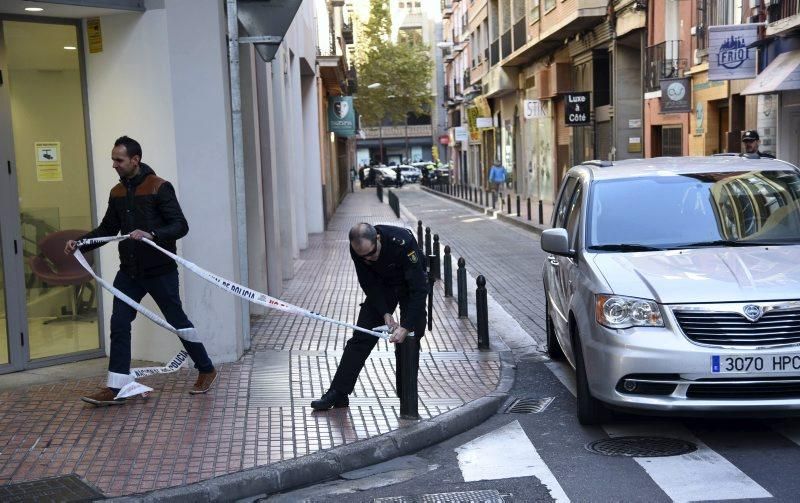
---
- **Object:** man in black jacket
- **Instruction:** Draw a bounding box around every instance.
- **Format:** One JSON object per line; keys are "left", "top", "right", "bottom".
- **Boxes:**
{"left": 65, "top": 136, "right": 217, "bottom": 406}
{"left": 311, "top": 223, "right": 427, "bottom": 410}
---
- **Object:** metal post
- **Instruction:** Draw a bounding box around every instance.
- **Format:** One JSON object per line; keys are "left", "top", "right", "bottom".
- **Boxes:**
{"left": 480, "top": 189, "right": 483, "bottom": 206}
{"left": 427, "top": 257, "right": 437, "bottom": 331}
{"left": 527, "top": 197, "right": 532, "bottom": 221}
{"left": 399, "top": 337, "right": 419, "bottom": 419}
{"left": 433, "top": 234, "right": 441, "bottom": 280}
{"left": 444, "top": 245, "right": 453, "bottom": 297}
{"left": 492, "top": 191, "right": 496, "bottom": 210}
{"left": 516, "top": 195, "right": 521, "bottom": 216}
{"left": 476, "top": 275, "right": 489, "bottom": 349}
{"left": 507, "top": 194, "right": 511, "bottom": 214}
{"left": 538, "top": 199, "right": 544, "bottom": 225}
{"left": 425, "top": 226, "right": 432, "bottom": 257}
{"left": 417, "top": 220, "right": 423, "bottom": 250}
{"left": 457, "top": 257, "right": 468, "bottom": 318}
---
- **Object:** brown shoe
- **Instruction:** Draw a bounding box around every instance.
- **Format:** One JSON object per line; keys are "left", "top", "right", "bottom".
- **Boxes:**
{"left": 81, "top": 388, "right": 126, "bottom": 406}
{"left": 190, "top": 369, "right": 218, "bottom": 394}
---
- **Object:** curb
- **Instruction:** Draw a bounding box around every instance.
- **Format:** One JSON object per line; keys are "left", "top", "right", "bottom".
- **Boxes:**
{"left": 420, "top": 186, "right": 548, "bottom": 236}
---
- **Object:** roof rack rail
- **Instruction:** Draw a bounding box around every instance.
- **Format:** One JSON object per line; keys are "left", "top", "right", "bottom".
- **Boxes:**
{"left": 580, "top": 160, "right": 613, "bottom": 167}
{"left": 712, "top": 153, "right": 740, "bottom": 157}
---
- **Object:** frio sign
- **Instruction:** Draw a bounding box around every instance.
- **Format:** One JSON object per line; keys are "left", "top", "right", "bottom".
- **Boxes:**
{"left": 709, "top": 24, "right": 757, "bottom": 81}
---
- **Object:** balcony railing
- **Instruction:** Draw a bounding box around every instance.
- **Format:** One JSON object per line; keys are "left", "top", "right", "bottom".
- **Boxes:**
{"left": 768, "top": 0, "right": 800, "bottom": 23}
{"left": 645, "top": 40, "right": 687, "bottom": 92}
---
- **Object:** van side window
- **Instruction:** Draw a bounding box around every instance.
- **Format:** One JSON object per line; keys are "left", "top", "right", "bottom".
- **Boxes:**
{"left": 554, "top": 177, "right": 578, "bottom": 228}
{"left": 565, "top": 184, "right": 584, "bottom": 250}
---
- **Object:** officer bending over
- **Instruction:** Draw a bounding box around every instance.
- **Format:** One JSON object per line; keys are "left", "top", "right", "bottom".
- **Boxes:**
{"left": 311, "top": 223, "right": 427, "bottom": 410}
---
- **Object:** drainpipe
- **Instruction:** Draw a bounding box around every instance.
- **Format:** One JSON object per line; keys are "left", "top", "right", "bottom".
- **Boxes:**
{"left": 226, "top": 0, "right": 251, "bottom": 352}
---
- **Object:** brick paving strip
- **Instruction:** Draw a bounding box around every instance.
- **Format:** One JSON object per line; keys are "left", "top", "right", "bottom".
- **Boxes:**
{"left": 0, "top": 188, "right": 514, "bottom": 501}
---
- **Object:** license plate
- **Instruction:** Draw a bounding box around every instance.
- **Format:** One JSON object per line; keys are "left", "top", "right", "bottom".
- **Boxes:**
{"left": 711, "top": 354, "right": 800, "bottom": 373}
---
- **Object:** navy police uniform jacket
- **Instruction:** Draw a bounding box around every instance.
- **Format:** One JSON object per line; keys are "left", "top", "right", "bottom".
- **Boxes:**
{"left": 350, "top": 225, "right": 428, "bottom": 331}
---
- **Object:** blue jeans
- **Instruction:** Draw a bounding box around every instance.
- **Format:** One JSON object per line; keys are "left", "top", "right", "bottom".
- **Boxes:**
{"left": 108, "top": 269, "right": 214, "bottom": 380}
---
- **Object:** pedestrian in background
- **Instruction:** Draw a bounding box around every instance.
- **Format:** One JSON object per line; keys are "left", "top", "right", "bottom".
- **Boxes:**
{"left": 311, "top": 223, "right": 427, "bottom": 410}
{"left": 741, "top": 130, "right": 776, "bottom": 159}
{"left": 488, "top": 158, "right": 507, "bottom": 202}
{"left": 65, "top": 136, "right": 217, "bottom": 406}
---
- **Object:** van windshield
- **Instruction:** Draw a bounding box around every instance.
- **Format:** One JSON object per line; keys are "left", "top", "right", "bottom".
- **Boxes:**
{"left": 587, "top": 170, "right": 800, "bottom": 250}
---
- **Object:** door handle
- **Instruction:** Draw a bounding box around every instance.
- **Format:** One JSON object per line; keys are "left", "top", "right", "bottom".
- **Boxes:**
{"left": 547, "top": 255, "right": 559, "bottom": 266}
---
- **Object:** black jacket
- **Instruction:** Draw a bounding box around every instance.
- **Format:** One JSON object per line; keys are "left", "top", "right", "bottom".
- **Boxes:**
{"left": 350, "top": 225, "right": 428, "bottom": 331}
{"left": 79, "top": 163, "right": 189, "bottom": 278}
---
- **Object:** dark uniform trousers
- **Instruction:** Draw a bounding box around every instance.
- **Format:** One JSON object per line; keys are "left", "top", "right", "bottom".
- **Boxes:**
{"left": 331, "top": 288, "right": 426, "bottom": 397}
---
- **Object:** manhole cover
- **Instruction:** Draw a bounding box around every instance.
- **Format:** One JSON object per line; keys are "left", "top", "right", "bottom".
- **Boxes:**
{"left": 373, "top": 489, "right": 511, "bottom": 502}
{"left": 504, "top": 396, "right": 554, "bottom": 414}
{"left": 0, "top": 474, "right": 104, "bottom": 502}
{"left": 586, "top": 436, "right": 697, "bottom": 457}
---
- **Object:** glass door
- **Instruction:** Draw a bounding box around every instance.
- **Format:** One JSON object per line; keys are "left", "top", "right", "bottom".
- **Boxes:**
{"left": 0, "top": 18, "right": 103, "bottom": 371}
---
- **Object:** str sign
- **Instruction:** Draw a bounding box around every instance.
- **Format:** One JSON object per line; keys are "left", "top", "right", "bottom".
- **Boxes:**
{"left": 564, "top": 92, "right": 591, "bottom": 126}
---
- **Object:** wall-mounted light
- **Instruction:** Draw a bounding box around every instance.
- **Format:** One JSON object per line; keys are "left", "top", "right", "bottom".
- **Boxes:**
{"left": 25, "top": 7, "right": 44, "bottom": 12}
{"left": 64, "top": 46, "right": 77, "bottom": 50}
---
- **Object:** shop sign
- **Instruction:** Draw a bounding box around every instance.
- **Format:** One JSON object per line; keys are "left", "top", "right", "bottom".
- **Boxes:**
{"left": 523, "top": 99, "right": 548, "bottom": 119}
{"left": 476, "top": 117, "right": 494, "bottom": 129}
{"left": 474, "top": 95, "right": 491, "bottom": 117}
{"left": 660, "top": 78, "right": 691, "bottom": 113}
{"left": 563, "top": 92, "right": 591, "bottom": 126}
{"left": 709, "top": 24, "right": 758, "bottom": 81}
{"left": 466, "top": 107, "right": 481, "bottom": 142}
{"left": 328, "top": 96, "right": 356, "bottom": 137}
{"left": 454, "top": 126, "right": 469, "bottom": 143}
{"left": 439, "top": 134, "right": 450, "bottom": 145}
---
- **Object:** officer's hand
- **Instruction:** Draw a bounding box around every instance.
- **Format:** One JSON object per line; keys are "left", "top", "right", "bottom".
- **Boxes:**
{"left": 389, "top": 326, "right": 408, "bottom": 344}
{"left": 64, "top": 240, "right": 78, "bottom": 255}
{"left": 384, "top": 314, "right": 398, "bottom": 331}
{"left": 129, "top": 229, "right": 154, "bottom": 241}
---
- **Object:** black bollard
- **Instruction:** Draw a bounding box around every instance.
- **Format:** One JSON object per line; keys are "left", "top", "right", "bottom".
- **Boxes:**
{"left": 527, "top": 198, "right": 532, "bottom": 221}
{"left": 538, "top": 199, "right": 544, "bottom": 225}
{"left": 507, "top": 194, "right": 511, "bottom": 214}
{"left": 480, "top": 189, "right": 484, "bottom": 206}
{"left": 427, "top": 256, "right": 437, "bottom": 331}
{"left": 476, "top": 275, "right": 489, "bottom": 349}
{"left": 444, "top": 245, "right": 453, "bottom": 297}
{"left": 417, "top": 220, "right": 423, "bottom": 251}
{"left": 433, "top": 234, "right": 441, "bottom": 280}
{"left": 516, "top": 195, "right": 521, "bottom": 217}
{"left": 457, "top": 257, "right": 468, "bottom": 318}
{"left": 425, "top": 227, "right": 432, "bottom": 257}
{"left": 398, "top": 336, "right": 419, "bottom": 419}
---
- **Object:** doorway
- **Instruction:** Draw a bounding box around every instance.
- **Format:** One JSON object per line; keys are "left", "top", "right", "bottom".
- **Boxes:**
{"left": 0, "top": 19, "right": 103, "bottom": 373}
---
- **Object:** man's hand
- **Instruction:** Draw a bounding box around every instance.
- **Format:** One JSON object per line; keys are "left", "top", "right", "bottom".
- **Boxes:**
{"left": 389, "top": 326, "right": 409, "bottom": 344}
{"left": 129, "top": 229, "right": 154, "bottom": 241}
{"left": 64, "top": 240, "right": 78, "bottom": 255}
{"left": 384, "top": 313, "right": 398, "bottom": 331}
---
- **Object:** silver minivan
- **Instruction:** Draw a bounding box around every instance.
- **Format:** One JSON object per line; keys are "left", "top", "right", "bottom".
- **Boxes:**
{"left": 541, "top": 156, "right": 800, "bottom": 424}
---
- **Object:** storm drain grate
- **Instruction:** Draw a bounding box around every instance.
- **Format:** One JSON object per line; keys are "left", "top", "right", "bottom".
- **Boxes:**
{"left": 373, "top": 489, "right": 511, "bottom": 502}
{"left": 586, "top": 436, "right": 697, "bottom": 457}
{"left": 504, "top": 396, "right": 555, "bottom": 414}
{"left": 0, "top": 474, "right": 104, "bottom": 502}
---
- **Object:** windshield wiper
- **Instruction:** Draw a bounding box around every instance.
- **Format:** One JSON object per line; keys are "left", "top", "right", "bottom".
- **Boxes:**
{"left": 588, "top": 244, "right": 665, "bottom": 252}
{"left": 676, "top": 239, "right": 797, "bottom": 248}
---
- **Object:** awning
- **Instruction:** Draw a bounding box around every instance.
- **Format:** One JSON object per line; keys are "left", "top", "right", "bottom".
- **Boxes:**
{"left": 237, "top": 0, "right": 302, "bottom": 62}
{"left": 742, "top": 50, "right": 800, "bottom": 95}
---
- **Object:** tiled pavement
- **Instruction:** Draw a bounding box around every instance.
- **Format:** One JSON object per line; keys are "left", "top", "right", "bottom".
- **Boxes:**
{"left": 0, "top": 188, "right": 500, "bottom": 498}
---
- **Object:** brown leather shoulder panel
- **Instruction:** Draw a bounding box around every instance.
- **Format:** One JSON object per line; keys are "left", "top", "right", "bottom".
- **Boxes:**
{"left": 136, "top": 176, "right": 166, "bottom": 196}
{"left": 110, "top": 183, "right": 126, "bottom": 198}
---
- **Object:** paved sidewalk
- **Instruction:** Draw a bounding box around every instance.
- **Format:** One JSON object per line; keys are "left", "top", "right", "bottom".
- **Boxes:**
{"left": 0, "top": 189, "right": 504, "bottom": 500}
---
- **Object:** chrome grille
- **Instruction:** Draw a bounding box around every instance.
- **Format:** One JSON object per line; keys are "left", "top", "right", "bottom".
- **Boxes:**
{"left": 674, "top": 307, "right": 800, "bottom": 347}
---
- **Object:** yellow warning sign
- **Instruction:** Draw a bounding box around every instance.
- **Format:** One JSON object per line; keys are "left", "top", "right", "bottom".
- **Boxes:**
{"left": 87, "top": 18, "right": 103, "bottom": 54}
{"left": 35, "top": 142, "right": 62, "bottom": 182}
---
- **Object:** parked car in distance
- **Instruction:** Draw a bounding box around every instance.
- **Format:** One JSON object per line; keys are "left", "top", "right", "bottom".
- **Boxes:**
{"left": 397, "top": 165, "right": 421, "bottom": 183}
{"left": 375, "top": 166, "right": 402, "bottom": 187}
{"left": 542, "top": 156, "right": 800, "bottom": 425}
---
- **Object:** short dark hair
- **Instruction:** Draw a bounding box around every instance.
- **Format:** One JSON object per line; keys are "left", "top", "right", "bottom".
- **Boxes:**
{"left": 114, "top": 136, "right": 142, "bottom": 159}
{"left": 349, "top": 223, "right": 376, "bottom": 244}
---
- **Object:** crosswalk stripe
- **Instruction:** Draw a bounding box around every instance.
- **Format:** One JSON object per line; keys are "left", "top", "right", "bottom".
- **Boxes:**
{"left": 545, "top": 361, "right": 772, "bottom": 502}
{"left": 454, "top": 420, "right": 570, "bottom": 502}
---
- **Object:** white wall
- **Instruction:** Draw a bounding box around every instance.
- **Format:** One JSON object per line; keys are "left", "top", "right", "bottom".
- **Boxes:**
{"left": 84, "top": 0, "right": 241, "bottom": 365}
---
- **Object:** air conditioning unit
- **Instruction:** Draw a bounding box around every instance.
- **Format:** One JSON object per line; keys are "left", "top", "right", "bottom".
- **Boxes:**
{"left": 694, "top": 48, "right": 703, "bottom": 65}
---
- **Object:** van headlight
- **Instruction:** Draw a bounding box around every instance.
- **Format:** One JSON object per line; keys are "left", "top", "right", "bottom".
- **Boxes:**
{"left": 595, "top": 294, "right": 663, "bottom": 329}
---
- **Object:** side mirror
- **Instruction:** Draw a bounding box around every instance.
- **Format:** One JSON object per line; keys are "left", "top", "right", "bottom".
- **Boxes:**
{"left": 541, "top": 228, "right": 573, "bottom": 257}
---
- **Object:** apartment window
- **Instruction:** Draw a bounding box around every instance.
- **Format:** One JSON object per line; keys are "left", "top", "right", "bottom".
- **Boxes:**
{"left": 399, "top": 27, "right": 424, "bottom": 45}
{"left": 544, "top": 0, "right": 555, "bottom": 13}
{"left": 530, "top": 0, "right": 540, "bottom": 22}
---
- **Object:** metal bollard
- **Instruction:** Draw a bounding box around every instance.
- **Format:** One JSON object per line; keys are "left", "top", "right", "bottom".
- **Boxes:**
{"left": 425, "top": 226, "right": 432, "bottom": 257}
{"left": 444, "top": 245, "right": 453, "bottom": 297}
{"left": 516, "top": 195, "right": 521, "bottom": 217}
{"left": 433, "top": 234, "right": 441, "bottom": 280}
{"left": 507, "top": 194, "right": 511, "bottom": 214}
{"left": 527, "top": 197, "right": 532, "bottom": 221}
{"left": 476, "top": 275, "right": 489, "bottom": 349}
{"left": 480, "top": 189, "right": 484, "bottom": 206}
{"left": 427, "top": 256, "right": 438, "bottom": 331}
{"left": 417, "top": 220, "right": 423, "bottom": 251}
{"left": 398, "top": 337, "right": 419, "bottom": 419}
{"left": 538, "top": 199, "right": 544, "bottom": 225}
{"left": 457, "top": 257, "right": 468, "bottom": 318}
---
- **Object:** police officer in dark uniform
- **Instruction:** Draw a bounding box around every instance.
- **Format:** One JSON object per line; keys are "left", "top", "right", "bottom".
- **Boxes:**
{"left": 311, "top": 223, "right": 428, "bottom": 410}
{"left": 742, "top": 130, "right": 776, "bottom": 158}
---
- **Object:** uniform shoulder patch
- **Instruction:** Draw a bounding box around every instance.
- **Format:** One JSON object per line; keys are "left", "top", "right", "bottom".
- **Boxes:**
{"left": 407, "top": 249, "right": 418, "bottom": 264}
